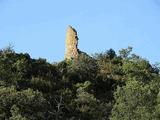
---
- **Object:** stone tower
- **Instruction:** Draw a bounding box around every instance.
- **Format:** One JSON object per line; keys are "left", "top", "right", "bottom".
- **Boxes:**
{"left": 65, "top": 25, "right": 79, "bottom": 60}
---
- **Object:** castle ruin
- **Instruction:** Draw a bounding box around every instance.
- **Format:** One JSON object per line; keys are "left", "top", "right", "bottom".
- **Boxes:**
{"left": 65, "top": 26, "right": 79, "bottom": 60}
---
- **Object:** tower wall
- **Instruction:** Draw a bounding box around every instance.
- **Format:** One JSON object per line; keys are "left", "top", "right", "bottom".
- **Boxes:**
{"left": 65, "top": 26, "right": 79, "bottom": 60}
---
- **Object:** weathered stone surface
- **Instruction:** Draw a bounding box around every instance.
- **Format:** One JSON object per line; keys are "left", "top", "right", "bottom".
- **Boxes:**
{"left": 65, "top": 26, "right": 79, "bottom": 60}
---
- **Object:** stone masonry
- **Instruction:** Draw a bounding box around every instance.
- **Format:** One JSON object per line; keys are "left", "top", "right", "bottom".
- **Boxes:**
{"left": 65, "top": 26, "right": 79, "bottom": 60}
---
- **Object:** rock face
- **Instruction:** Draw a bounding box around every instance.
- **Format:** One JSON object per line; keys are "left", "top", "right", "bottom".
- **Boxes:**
{"left": 65, "top": 26, "right": 79, "bottom": 60}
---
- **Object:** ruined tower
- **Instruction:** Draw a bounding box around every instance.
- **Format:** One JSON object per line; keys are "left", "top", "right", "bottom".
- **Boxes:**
{"left": 65, "top": 26, "right": 79, "bottom": 60}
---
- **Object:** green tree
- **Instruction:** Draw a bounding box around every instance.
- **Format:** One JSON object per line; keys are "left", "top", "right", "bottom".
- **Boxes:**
{"left": 73, "top": 81, "right": 104, "bottom": 119}
{"left": 110, "top": 79, "right": 154, "bottom": 120}
{"left": 0, "top": 87, "right": 47, "bottom": 120}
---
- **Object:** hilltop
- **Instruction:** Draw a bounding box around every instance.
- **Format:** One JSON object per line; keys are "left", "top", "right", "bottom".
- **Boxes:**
{"left": 0, "top": 46, "right": 159, "bottom": 120}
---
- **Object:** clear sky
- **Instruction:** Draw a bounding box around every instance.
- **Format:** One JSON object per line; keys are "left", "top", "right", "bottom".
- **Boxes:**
{"left": 0, "top": 0, "right": 160, "bottom": 63}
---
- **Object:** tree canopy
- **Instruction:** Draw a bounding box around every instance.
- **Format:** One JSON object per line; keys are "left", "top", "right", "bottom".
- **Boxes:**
{"left": 0, "top": 46, "right": 159, "bottom": 120}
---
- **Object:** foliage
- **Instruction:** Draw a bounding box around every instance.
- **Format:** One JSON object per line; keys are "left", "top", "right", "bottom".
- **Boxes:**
{"left": 0, "top": 47, "right": 159, "bottom": 120}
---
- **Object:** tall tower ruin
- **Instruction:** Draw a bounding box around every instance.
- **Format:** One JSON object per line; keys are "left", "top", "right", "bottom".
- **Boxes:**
{"left": 65, "top": 26, "right": 79, "bottom": 60}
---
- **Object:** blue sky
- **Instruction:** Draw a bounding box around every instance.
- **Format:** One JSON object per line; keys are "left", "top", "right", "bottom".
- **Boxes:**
{"left": 0, "top": 0, "right": 160, "bottom": 63}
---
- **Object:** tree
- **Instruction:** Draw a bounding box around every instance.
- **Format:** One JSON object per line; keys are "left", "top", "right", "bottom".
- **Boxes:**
{"left": 110, "top": 79, "right": 155, "bottom": 120}
{"left": 0, "top": 87, "right": 47, "bottom": 120}
{"left": 66, "top": 53, "right": 98, "bottom": 83}
{"left": 73, "top": 81, "right": 104, "bottom": 119}
{"left": 119, "top": 46, "right": 132, "bottom": 59}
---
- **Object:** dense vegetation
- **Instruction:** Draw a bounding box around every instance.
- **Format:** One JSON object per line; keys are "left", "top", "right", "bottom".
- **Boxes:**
{"left": 0, "top": 46, "right": 160, "bottom": 120}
